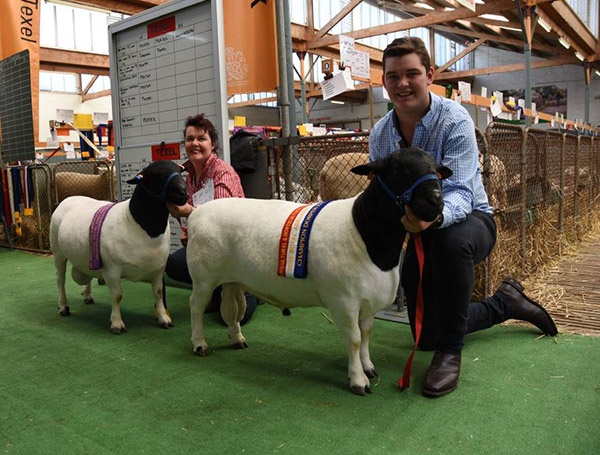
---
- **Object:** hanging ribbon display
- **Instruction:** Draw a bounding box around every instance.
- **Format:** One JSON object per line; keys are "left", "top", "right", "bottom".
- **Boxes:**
{"left": 1, "top": 169, "right": 12, "bottom": 226}
{"left": 11, "top": 168, "right": 23, "bottom": 236}
{"left": 22, "top": 167, "right": 34, "bottom": 216}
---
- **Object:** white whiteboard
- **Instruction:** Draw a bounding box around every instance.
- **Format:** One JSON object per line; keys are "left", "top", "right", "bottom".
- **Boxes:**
{"left": 108, "top": 0, "right": 227, "bottom": 251}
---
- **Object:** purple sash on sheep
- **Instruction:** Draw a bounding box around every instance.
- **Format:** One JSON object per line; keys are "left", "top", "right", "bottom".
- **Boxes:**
{"left": 89, "top": 202, "right": 118, "bottom": 270}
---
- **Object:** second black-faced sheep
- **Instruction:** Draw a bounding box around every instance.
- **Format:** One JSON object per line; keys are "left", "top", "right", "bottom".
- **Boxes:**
{"left": 186, "top": 148, "right": 451, "bottom": 395}
{"left": 50, "top": 160, "right": 188, "bottom": 334}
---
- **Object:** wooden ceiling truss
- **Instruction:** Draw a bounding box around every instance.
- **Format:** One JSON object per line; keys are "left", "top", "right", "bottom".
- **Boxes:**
{"left": 41, "top": 0, "right": 599, "bottom": 107}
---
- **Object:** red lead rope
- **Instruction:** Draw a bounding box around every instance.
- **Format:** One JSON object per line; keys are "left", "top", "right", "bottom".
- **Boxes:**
{"left": 398, "top": 232, "right": 425, "bottom": 390}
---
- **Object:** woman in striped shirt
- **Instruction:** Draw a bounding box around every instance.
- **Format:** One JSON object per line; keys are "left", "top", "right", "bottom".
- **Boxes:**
{"left": 166, "top": 114, "right": 258, "bottom": 324}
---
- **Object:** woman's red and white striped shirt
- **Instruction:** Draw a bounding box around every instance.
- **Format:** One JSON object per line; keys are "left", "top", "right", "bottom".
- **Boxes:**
{"left": 183, "top": 153, "right": 244, "bottom": 205}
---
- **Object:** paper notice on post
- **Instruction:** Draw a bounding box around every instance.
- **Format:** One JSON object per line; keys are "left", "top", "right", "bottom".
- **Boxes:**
{"left": 339, "top": 35, "right": 355, "bottom": 64}
{"left": 345, "top": 48, "right": 370, "bottom": 79}
{"left": 64, "top": 142, "right": 76, "bottom": 159}
{"left": 493, "top": 91, "right": 503, "bottom": 105}
{"left": 93, "top": 112, "right": 109, "bottom": 125}
{"left": 458, "top": 81, "right": 471, "bottom": 101}
{"left": 320, "top": 69, "right": 354, "bottom": 100}
{"left": 192, "top": 179, "right": 215, "bottom": 207}
{"left": 491, "top": 99, "right": 503, "bottom": 117}
{"left": 56, "top": 109, "right": 74, "bottom": 123}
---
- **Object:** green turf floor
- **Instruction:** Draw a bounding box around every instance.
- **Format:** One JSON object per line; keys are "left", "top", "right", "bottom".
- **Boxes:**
{"left": 1, "top": 248, "right": 598, "bottom": 455}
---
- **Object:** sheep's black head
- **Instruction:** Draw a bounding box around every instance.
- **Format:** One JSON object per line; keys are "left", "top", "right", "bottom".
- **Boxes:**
{"left": 351, "top": 148, "right": 451, "bottom": 221}
{"left": 126, "top": 160, "right": 188, "bottom": 206}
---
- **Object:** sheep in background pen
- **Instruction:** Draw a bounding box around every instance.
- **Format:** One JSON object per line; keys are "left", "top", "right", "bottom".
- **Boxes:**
{"left": 318, "top": 153, "right": 370, "bottom": 201}
{"left": 54, "top": 171, "right": 113, "bottom": 204}
{"left": 185, "top": 148, "right": 451, "bottom": 395}
{"left": 50, "top": 160, "right": 187, "bottom": 334}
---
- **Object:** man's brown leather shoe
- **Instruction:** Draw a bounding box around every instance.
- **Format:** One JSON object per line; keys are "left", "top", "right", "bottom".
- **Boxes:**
{"left": 421, "top": 351, "right": 461, "bottom": 398}
{"left": 496, "top": 277, "right": 558, "bottom": 336}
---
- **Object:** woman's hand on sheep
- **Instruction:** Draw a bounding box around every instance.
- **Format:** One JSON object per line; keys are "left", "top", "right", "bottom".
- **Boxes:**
{"left": 401, "top": 205, "right": 439, "bottom": 233}
{"left": 167, "top": 202, "right": 194, "bottom": 219}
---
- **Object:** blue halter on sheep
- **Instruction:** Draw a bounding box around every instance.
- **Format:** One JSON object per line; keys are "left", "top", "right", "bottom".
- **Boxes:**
{"left": 50, "top": 160, "right": 187, "bottom": 334}
{"left": 185, "top": 147, "right": 451, "bottom": 395}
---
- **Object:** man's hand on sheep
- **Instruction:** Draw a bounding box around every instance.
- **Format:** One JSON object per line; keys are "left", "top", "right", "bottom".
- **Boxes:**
{"left": 401, "top": 205, "right": 440, "bottom": 233}
{"left": 167, "top": 202, "right": 194, "bottom": 219}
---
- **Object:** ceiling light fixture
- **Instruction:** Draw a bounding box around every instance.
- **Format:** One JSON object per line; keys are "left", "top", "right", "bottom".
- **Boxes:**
{"left": 330, "top": 100, "right": 345, "bottom": 105}
{"left": 575, "top": 52, "right": 585, "bottom": 61}
{"left": 500, "top": 26, "right": 522, "bottom": 32}
{"left": 558, "top": 37, "right": 571, "bottom": 49}
{"left": 595, "top": 70, "right": 600, "bottom": 77}
{"left": 537, "top": 17, "right": 552, "bottom": 33}
{"left": 415, "top": 3, "right": 434, "bottom": 10}
{"left": 481, "top": 14, "right": 509, "bottom": 22}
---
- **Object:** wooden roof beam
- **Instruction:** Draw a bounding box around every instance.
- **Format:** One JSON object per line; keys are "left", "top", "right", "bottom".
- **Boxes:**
{"left": 536, "top": 4, "right": 596, "bottom": 57}
{"left": 435, "top": 37, "right": 487, "bottom": 75}
{"left": 82, "top": 89, "right": 111, "bottom": 102}
{"left": 40, "top": 47, "right": 109, "bottom": 75}
{"left": 307, "top": 0, "right": 555, "bottom": 49}
{"left": 312, "top": 0, "right": 363, "bottom": 41}
{"left": 82, "top": 75, "right": 99, "bottom": 96}
{"left": 62, "top": 0, "right": 168, "bottom": 15}
{"left": 540, "top": 1, "right": 597, "bottom": 54}
{"left": 432, "top": 24, "right": 570, "bottom": 54}
{"left": 436, "top": 54, "right": 581, "bottom": 80}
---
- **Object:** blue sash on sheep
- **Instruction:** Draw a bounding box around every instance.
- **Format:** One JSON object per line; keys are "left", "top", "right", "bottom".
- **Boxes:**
{"left": 50, "top": 160, "right": 187, "bottom": 334}
{"left": 186, "top": 147, "right": 451, "bottom": 395}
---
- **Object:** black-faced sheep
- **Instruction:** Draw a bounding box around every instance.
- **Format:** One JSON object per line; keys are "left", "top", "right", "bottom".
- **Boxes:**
{"left": 50, "top": 160, "right": 187, "bottom": 334}
{"left": 185, "top": 148, "right": 451, "bottom": 395}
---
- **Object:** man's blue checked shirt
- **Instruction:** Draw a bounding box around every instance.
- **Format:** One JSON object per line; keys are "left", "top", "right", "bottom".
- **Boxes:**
{"left": 369, "top": 92, "right": 493, "bottom": 229}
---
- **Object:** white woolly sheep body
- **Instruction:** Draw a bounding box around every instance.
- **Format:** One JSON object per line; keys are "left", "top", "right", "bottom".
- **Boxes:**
{"left": 50, "top": 197, "right": 171, "bottom": 333}
{"left": 186, "top": 148, "right": 450, "bottom": 395}
{"left": 186, "top": 197, "right": 399, "bottom": 394}
{"left": 50, "top": 160, "right": 187, "bottom": 334}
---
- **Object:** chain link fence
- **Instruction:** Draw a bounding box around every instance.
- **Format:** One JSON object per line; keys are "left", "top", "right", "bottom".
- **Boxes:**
{"left": 267, "top": 126, "right": 600, "bottom": 301}
{"left": 1, "top": 160, "right": 116, "bottom": 252}
{"left": 53, "top": 160, "right": 116, "bottom": 207}
{"left": 0, "top": 164, "right": 53, "bottom": 252}
{"left": 267, "top": 133, "right": 370, "bottom": 203}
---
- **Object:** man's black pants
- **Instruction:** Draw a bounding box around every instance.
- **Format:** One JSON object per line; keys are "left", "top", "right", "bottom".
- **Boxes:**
{"left": 401, "top": 211, "right": 513, "bottom": 354}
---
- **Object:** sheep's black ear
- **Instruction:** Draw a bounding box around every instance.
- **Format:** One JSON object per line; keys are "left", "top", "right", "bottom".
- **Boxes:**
{"left": 126, "top": 174, "right": 144, "bottom": 185}
{"left": 437, "top": 166, "right": 452, "bottom": 180}
{"left": 351, "top": 159, "right": 383, "bottom": 176}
